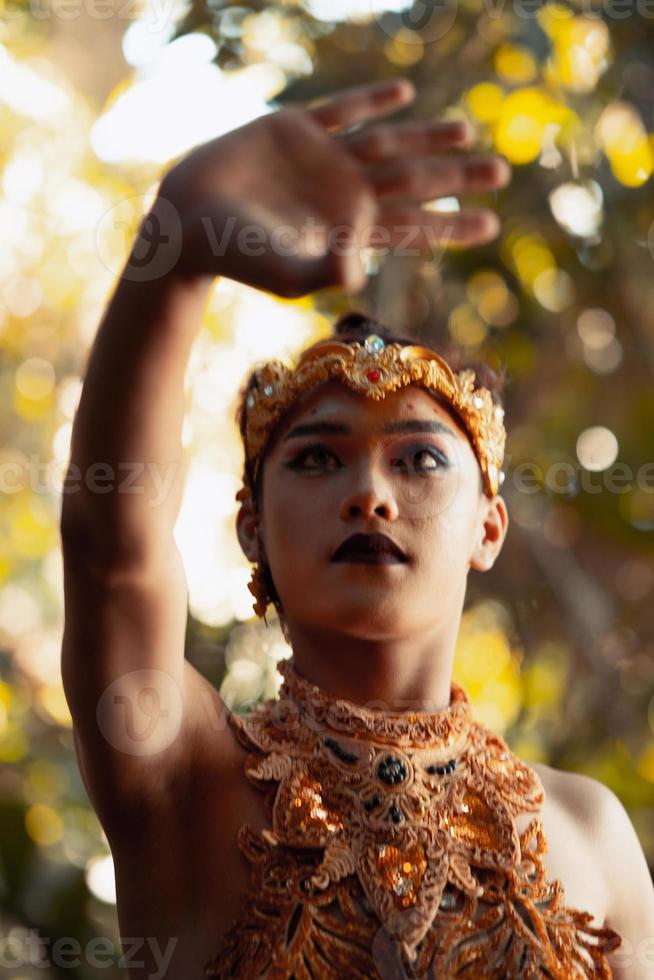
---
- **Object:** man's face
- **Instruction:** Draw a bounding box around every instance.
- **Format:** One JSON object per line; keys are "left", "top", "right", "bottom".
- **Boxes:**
{"left": 249, "top": 380, "right": 507, "bottom": 640}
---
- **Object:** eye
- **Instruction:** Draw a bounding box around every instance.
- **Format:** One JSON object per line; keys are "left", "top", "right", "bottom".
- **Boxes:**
{"left": 391, "top": 445, "right": 449, "bottom": 474}
{"left": 287, "top": 443, "right": 341, "bottom": 471}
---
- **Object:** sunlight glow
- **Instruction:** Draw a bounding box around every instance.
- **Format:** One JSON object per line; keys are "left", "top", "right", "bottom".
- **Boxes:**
{"left": 92, "top": 36, "right": 275, "bottom": 165}
{"left": 548, "top": 180, "right": 603, "bottom": 238}
{"left": 576, "top": 426, "right": 618, "bottom": 472}
{"left": 304, "top": 0, "right": 412, "bottom": 22}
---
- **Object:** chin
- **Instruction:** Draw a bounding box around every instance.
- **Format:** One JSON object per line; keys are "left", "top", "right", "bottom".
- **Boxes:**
{"left": 322, "top": 596, "right": 409, "bottom": 638}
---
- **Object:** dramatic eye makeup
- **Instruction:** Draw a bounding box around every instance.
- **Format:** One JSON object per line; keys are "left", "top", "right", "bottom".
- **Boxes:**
{"left": 284, "top": 440, "right": 451, "bottom": 473}
{"left": 280, "top": 417, "right": 457, "bottom": 475}
{"left": 391, "top": 444, "right": 450, "bottom": 471}
{"left": 285, "top": 443, "right": 341, "bottom": 471}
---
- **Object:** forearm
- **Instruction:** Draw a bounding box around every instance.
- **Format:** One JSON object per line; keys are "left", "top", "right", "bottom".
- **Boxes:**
{"left": 61, "top": 227, "right": 215, "bottom": 570}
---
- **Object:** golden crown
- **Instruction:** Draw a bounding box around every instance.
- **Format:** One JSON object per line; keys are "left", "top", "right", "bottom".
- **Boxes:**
{"left": 236, "top": 334, "right": 506, "bottom": 502}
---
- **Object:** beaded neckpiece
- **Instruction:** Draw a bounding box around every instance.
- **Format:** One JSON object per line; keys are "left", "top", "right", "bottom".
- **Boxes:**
{"left": 236, "top": 333, "right": 507, "bottom": 502}
{"left": 203, "top": 657, "right": 621, "bottom": 978}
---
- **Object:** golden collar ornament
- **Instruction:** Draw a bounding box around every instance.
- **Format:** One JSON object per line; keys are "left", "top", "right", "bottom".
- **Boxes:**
{"left": 203, "top": 658, "right": 621, "bottom": 978}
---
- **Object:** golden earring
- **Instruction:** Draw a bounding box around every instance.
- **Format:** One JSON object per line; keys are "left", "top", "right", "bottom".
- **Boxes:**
{"left": 248, "top": 525, "right": 275, "bottom": 622}
{"left": 246, "top": 560, "right": 271, "bottom": 620}
{"left": 236, "top": 484, "right": 275, "bottom": 624}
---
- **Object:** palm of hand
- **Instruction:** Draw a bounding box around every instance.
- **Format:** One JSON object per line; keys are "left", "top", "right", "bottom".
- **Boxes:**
{"left": 158, "top": 79, "right": 511, "bottom": 296}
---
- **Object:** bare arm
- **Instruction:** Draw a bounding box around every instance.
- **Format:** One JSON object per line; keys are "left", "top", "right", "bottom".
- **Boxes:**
{"left": 60, "top": 263, "right": 213, "bottom": 567}
{"left": 59, "top": 260, "right": 221, "bottom": 838}
{"left": 600, "top": 787, "right": 654, "bottom": 979}
{"left": 554, "top": 768, "right": 654, "bottom": 979}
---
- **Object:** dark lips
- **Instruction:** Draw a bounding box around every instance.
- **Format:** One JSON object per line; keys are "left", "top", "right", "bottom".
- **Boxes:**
{"left": 331, "top": 532, "right": 407, "bottom": 564}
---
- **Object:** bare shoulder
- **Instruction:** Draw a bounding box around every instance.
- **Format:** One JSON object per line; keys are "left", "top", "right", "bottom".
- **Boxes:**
{"left": 530, "top": 760, "right": 645, "bottom": 863}
{"left": 530, "top": 761, "right": 618, "bottom": 828}
{"left": 531, "top": 762, "right": 654, "bottom": 979}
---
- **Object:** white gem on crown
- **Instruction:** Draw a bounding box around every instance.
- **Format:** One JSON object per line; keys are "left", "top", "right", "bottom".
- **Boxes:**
{"left": 364, "top": 334, "right": 385, "bottom": 354}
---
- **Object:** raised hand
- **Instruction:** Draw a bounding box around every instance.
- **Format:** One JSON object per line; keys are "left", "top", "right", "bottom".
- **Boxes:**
{"left": 153, "top": 78, "right": 511, "bottom": 296}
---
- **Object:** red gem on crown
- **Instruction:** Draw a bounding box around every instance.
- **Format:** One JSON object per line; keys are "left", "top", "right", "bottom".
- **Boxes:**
{"left": 366, "top": 370, "right": 380, "bottom": 382}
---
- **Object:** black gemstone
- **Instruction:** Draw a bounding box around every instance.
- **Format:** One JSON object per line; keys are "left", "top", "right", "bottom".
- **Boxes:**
{"left": 426, "top": 758, "right": 458, "bottom": 776}
{"left": 390, "top": 802, "right": 404, "bottom": 824}
{"left": 377, "top": 755, "right": 408, "bottom": 785}
{"left": 363, "top": 794, "right": 382, "bottom": 812}
{"left": 324, "top": 737, "right": 358, "bottom": 764}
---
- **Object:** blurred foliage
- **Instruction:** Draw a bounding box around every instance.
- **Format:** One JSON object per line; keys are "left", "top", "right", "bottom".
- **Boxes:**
{"left": 1, "top": 0, "right": 654, "bottom": 974}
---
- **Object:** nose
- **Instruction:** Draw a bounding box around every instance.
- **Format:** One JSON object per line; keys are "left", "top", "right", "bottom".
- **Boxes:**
{"left": 339, "top": 466, "right": 399, "bottom": 522}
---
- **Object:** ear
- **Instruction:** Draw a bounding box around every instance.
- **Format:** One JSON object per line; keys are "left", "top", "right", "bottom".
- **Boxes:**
{"left": 469, "top": 494, "right": 509, "bottom": 572}
{"left": 235, "top": 496, "right": 264, "bottom": 563}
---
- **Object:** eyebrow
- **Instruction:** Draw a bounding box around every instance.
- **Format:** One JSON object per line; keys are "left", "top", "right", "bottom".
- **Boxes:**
{"left": 282, "top": 419, "right": 458, "bottom": 442}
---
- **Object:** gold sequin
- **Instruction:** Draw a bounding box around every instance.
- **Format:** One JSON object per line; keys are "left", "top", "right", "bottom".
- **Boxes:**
{"left": 441, "top": 791, "right": 503, "bottom": 849}
{"left": 375, "top": 841, "right": 427, "bottom": 909}
{"left": 287, "top": 776, "right": 342, "bottom": 835}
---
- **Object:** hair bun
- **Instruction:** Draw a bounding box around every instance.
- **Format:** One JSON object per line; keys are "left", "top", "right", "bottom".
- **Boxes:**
{"left": 332, "top": 310, "right": 418, "bottom": 348}
{"left": 332, "top": 311, "right": 373, "bottom": 338}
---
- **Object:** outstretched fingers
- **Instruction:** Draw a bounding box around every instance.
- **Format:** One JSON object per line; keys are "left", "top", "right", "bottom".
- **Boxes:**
{"left": 339, "top": 118, "right": 476, "bottom": 163}
{"left": 366, "top": 155, "right": 512, "bottom": 205}
{"left": 298, "top": 79, "right": 510, "bottom": 279}
{"left": 364, "top": 207, "right": 502, "bottom": 250}
{"left": 307, "top": 78, "right": 416, "bottom": 132}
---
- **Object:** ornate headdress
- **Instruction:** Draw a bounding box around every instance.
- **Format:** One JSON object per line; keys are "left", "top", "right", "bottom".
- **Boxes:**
{"left": 235, "top": 333, "right": 507, "bottom": 619}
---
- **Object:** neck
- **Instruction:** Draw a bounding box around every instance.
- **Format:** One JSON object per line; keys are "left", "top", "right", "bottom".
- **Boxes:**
{"left": 283, "top": 612, "right": 461, "bottom": 714}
